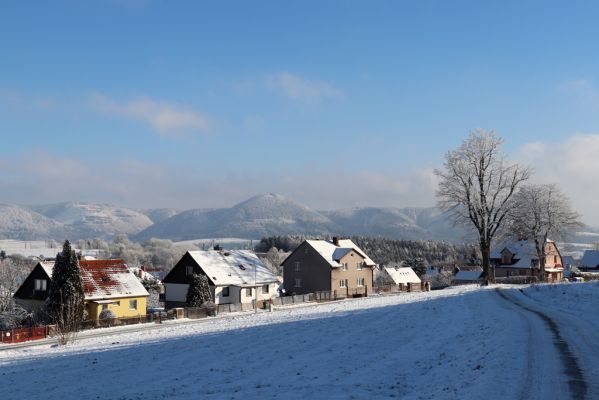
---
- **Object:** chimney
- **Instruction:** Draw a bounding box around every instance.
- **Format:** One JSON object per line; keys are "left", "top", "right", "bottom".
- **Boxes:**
{"left": 332, "top": 237, "right": 339, "bottom": 246}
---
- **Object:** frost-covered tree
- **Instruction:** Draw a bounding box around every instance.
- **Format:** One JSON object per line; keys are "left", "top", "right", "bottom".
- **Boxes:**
{"left": 404, "top": 258, "right": 427, "bottom": 277}
{"left": 186, "top": 273, "right": 212, "bottom": 307}
{"left": 46, "top": 240, "right": 85, "bottom": 341}
{"left": 435, "top": 130, "right": 530, "bottom": 283}
{"left": 508, "top": 183, "right": 583, "bottom": 281}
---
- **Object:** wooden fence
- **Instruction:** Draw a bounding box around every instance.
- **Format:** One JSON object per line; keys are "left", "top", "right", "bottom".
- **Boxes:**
{"left": 0, "top": 326, "right": 51, "bottom": 344}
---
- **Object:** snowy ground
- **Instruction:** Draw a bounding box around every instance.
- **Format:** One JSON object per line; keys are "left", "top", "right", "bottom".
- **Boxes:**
{"left": 1, "top": 283, "right": 597, "bottom": 399}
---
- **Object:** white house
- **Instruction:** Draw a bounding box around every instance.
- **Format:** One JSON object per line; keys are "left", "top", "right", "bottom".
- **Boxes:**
{"left": 162, "top": 250, "right": 278, "bottom": 308}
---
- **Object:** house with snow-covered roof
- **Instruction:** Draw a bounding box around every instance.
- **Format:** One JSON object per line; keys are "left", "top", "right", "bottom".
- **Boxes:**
{"left": 281, "top": 237, "right": 376, "bottom": 297}
{"left": 579, "top": 250, "right": 599, "bottom": 271}
{"left": 490, "top": 239, "right": 563, "bottom": 282}
{"left": 383, "top": 266, "right": 421, "bottom": 289}
{"left": 452, "top": 267, "right": 483, "bottom": 285}
{"left": 162, "top": 250, "right": 278, "bottom": 309}
{"left": 14, "top": 258, "right": 149, "bottom": 320}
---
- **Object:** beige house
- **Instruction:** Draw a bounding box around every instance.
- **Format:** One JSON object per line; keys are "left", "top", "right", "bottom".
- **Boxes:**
{"left": 281, "top": 238, "right": 376, "bottom": 297}
{"left": 491, "top": 239, "right": 564, "bottom": 282}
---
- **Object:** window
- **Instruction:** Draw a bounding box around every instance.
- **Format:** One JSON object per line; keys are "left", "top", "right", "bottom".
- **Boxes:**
{"left": 356, "top": 262, "right": 363, "bottom": 270}
{"left": 294, "top": 278, "right": 301, "bottom": 288}
{"left": 357, "top": 277, "right": 365, "bottom": 287}
{"left": 342, "top": 263, "right": 348, "bottom": 271}
{"left": 246, "top": 288, "right": 253, "bottom": 297}
{"left": 554, "top": 255, "right": 558, "bottom": 263}
{"left": 186, "top": 266, "right": 194, "bottom": 276}
{"left": 294, "top": 261, "right": 301, "bottom": 272}
{"left": 222, "top": 287, "right": 230, "bottom": 297}
{"left": 129, "top": 299, "right": 137, "bottom": 310}
{"left": 262, "top": 284, "right": 269, "bottom": 294}
{"left": 340, "top": 279, "right": 348, "bottom": 288}
{"left": 102, "top": 304, "right": 108, "bottom": 311}
{"left": 34, "top": 279, "right": 47, "bottom": 291}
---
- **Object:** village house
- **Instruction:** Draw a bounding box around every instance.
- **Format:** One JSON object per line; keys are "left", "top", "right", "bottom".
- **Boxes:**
{"left": 162, "top": 250, "right": 278, "bottom": 309}
{"left": 452, "top": 267, "right": 483, "bottom": 285}
{"left": 281, "top": 237, "right": 376, "bottom": 297}
{"left": 382, "top": 266, "right": 422, "bottom": 290}
{"left": 490, "top": 239, "right": 564, "bottom": 282}
{"left": 14, "top": 258, "right": 149, "bottom": 320}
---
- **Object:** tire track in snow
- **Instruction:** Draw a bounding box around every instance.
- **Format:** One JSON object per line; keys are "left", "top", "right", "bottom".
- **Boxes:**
{"left": 496, "top": 289, "right": 587, "bottom": 400}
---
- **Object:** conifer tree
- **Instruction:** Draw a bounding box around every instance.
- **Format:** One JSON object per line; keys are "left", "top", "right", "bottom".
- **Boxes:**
{"left": 186, "top": 273, "right": 212, "bottom": 307}
{"left": 46, "top": 240, "right": 85, "bottom": 339}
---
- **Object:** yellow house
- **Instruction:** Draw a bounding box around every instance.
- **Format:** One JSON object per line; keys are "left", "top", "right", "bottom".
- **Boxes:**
{"left": 14, "top": 258, "right": 149, "bottom": 320}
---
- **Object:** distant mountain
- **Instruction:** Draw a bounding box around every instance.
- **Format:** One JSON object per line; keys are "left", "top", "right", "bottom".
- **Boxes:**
{"left": 0, "top": 203, "right": 66, "bottom": 240}
{"left": 29, "top": 202, "right": 153, "bottom": 238}
{"left": 134, "top": 193, "right": 337, "bottom": 242}
{"left": 323, "top": 207, "right": 472, "bottom": 242}
{"left": 142, "top": 208, "right": 180, "bottom": 224}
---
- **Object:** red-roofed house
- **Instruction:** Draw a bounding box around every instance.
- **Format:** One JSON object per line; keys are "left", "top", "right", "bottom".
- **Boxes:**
{"left": 14, "top": 259, "right": 149, "bottom": 320}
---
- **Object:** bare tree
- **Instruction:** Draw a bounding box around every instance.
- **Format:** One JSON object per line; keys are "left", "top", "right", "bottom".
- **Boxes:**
{"left": 508, "top": 183, "right": 583, "bottom": 281}
{"left": 435, "top": 130, "right": 531, "bottom": 283}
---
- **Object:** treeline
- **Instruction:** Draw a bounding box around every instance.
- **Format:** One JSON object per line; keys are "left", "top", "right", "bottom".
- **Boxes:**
{"left": 255, "top": 235, "right": 480, "bottom": 266}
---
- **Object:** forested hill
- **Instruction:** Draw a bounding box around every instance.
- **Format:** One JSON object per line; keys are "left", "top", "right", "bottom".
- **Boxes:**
{"left": 255, "top": 235, "right": 480, "bottom": 266}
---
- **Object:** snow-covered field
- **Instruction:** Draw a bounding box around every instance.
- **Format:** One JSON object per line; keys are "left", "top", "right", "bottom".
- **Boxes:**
{"left": 1, "top": 283, "right": 597, "bottom": 399}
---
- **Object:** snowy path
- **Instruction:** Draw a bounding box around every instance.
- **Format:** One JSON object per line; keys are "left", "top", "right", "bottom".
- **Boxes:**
{"left": 4, "top": 284, "right": 598, "bottom": 400}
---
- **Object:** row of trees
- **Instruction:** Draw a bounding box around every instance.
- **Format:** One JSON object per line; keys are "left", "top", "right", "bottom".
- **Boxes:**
{"left": 436, "top": 130, "right": 582, "bottom": 283}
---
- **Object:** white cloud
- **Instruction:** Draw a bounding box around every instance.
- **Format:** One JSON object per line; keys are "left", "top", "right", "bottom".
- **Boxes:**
{"left": 0, "top": 151, "right": 437, "bottom": 213}
{"left": 266, "top": 72, "right": 343, "bottom": 103}
{"left": 516, "top": 134, "right": 599, "bottom": 226}
{"left": 89, "top": 93, "right": 210, "bottom": 137}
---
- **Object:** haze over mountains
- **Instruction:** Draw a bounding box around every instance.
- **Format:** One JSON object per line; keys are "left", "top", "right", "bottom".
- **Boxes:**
{"left": 0, "top": 194, "right": 472, "bottom": 243}
{"left": 1, "top": 193, "right": 594, "bottom": 244}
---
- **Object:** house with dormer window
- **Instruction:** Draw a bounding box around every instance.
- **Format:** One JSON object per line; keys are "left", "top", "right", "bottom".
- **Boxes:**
{"left": 281, "top": 237, "right": 376, "bottom": 297}
{"left": 490, "top": 239, "right": 563, "bottom": 282}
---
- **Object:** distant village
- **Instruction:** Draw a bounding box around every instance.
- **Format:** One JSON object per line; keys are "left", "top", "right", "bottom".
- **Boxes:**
{"left": 2, "top": 230, "right": 599, "bottom": 343}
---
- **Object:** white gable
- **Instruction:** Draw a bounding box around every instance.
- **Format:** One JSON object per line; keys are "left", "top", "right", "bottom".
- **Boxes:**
{"left": 305, "top": 239, "right": 376, "bottom": 268}
{"left": 384, "top": 267, "right": 421, "bottom": 285}
{"left": 188, "top": 250, "right": 278, "bottom": 287}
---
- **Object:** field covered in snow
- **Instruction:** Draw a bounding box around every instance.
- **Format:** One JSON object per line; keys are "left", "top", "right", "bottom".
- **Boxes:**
{"left": 1, "top": 283, "right": 598, "bottom": 399}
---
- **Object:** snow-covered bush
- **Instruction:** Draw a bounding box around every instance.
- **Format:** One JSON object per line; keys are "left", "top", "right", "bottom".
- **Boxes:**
{"left": 99, "top": 309, "right": 117, "bottom": 327}
{"left": 201, "top": 301, "right": 217, "bottom": 316}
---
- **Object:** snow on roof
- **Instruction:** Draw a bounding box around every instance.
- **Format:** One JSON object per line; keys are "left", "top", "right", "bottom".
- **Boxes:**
{"left": 491, "top": 239, "right": 552, "bottom": 269}
{"left": 305, "top": 239, "right": 376, "bottom": 268}
{"left": 188, "top": 250, "right": 277, "bottom": 287}
{"left": 580, "top": 250, "right": 599, "bottom": 269}
{"left": 454, "top": 268, "right": 483, "bottom": 281}
{"left": 384, "top": 267, "right": 421, "bottom": 285}
{"left": 40, "top": 259, "right": 149, "bottom": 300}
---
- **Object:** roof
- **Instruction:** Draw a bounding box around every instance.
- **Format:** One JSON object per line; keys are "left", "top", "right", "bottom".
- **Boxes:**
{"left": 305, "top": 239, "right": 376, "bottom": 268}
{"left": 454, "top": 268, "right": 483, "bottom": 281}
{"left": 580, "top": 250, "right": 599, "bottom": 269}
{"left": 491, "top": 239, "right": 560, "bottom": 269}
{"left": 384, "top": 267, "right": 421, "bottom": 285}
{"left": 188, "top": 250, "right": 278, "bottom": 287}
{"left": 40, "top": 259, "right": 149, "bottom": 301}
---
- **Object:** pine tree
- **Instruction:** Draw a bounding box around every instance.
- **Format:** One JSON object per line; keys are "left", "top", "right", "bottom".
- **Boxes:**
{"left": 45, "top": 240, "right": 85, "bottom": 339}
{"left": 186, "top": 273, "right": 212, "bottom": 307}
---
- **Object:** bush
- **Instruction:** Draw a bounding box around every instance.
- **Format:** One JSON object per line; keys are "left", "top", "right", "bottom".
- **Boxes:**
{"left": 201, "top": 301, "right": 217, "bottom": 316}
{"left": 99, "top": 309, "right": 116, "bottom": 327}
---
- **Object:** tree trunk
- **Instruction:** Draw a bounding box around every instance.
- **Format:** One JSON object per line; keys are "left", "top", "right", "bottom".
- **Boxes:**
{"left": 481, "top": 241, "right": 493, "bottom": 284}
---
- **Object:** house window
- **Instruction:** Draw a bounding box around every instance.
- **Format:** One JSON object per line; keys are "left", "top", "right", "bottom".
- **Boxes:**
{"left": 262, "top": 284, "right": 269, "bottom": 294}
{"left": 102, "top": 304, "right": 108, "bottom": 311}
{"left": 501, "top": 252, "right": 511, "bottom": 265}
{"left": 222, "top": 287, "right": 230, "bottom": 297}
{"left": 34, "top": 279, "right": 47, "bottom": 291}
{"left": 246, "top": 288, "right": 253, "bottom": 297}
{"left": 342, "top": 263, "right": 348, "bottom": 271}
{"left": 294, "top": 261, "right": 300, "bottom": 272}
{"left": 554, "top": 255, "right": 558, "bottom": 263}
{"left": 186, "top": 266, "right": 194, "bottom": 276}
{"left": 294, "top": 278, "right": 301, "bottom": 288}
{"left": 340, "top": 279, "right": 348, "bottom": 288}
{"left": 356, "top": 262, "right": 363, "bottom": 270}
{"left": 129, "top": 299, "right": 137, "bottom": 310}
{"left": 357, "top": 277, "right": 365, "bottom": 287}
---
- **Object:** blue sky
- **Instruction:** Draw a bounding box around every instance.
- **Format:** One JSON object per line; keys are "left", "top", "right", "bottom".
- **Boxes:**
{"left": 2, "top": 1, "right": 599, "bottom": 223}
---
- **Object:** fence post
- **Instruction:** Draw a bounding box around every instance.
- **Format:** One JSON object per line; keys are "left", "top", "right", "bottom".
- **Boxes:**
{"left": 365, "top": 285, "right": 368, "bottom": 297}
